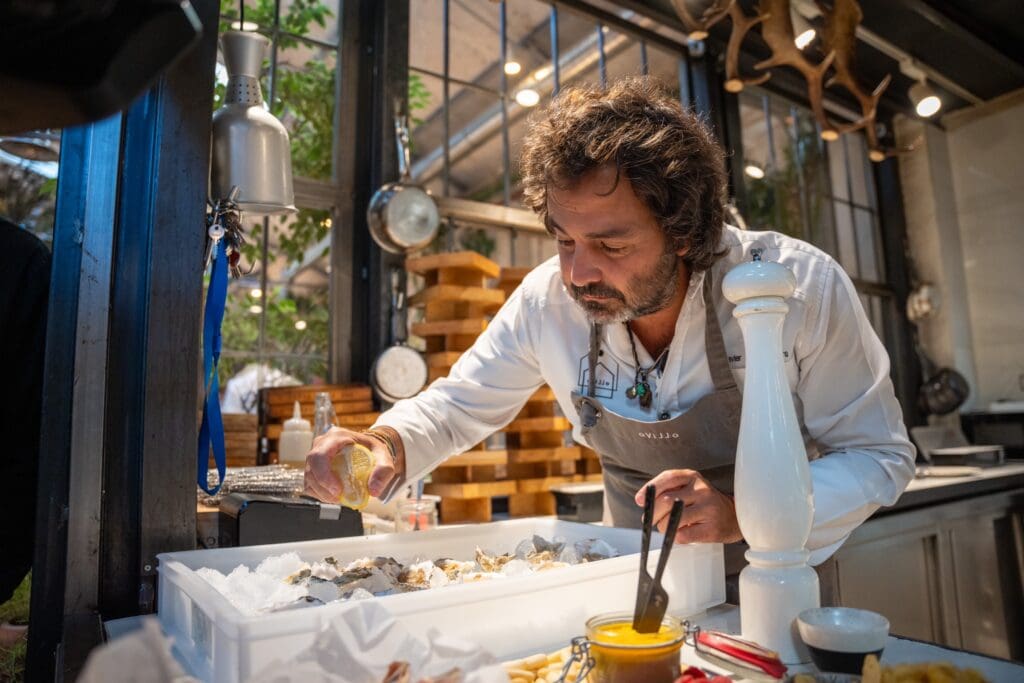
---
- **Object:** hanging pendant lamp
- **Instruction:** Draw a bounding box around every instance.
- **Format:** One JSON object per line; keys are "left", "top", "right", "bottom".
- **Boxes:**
{"left": 210, "top": 30, "right": 296, "bottom": 214}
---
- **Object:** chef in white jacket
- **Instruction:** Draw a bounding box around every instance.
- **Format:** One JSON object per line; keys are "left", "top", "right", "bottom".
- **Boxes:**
{"left": 304, "top": 79, "right": 915, "bottom": 598}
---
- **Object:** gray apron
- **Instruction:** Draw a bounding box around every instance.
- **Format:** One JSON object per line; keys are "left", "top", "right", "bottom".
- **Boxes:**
{"left": 570, "top": 272, "right": 837, "bottom": 605}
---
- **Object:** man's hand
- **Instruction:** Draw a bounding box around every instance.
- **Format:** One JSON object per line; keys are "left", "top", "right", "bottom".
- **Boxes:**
{"left": 303, "top": 427, "right": 397, "bottom": 502}
{"left": 634, "top": 469, "right": 743, "bottom": 544}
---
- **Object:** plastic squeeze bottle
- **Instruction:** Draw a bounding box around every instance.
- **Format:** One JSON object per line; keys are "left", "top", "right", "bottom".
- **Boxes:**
{"left": 278, "top": 401, "right": 314, "bottom": 466}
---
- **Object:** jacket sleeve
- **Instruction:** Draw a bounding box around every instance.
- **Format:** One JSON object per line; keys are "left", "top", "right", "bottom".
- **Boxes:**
{"left": 373, "top": 283, "right": 545, "bottom": 496}
{"left": 796, "top": 259, "right": 917, "bottom": 565}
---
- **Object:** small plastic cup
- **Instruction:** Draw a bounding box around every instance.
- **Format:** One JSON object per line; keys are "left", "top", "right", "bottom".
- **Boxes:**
{"left": 396, "top": 497, "right": 438, "bottom": 532}
{"left": 585, "top": 612, "right": 685, "bottom": 683}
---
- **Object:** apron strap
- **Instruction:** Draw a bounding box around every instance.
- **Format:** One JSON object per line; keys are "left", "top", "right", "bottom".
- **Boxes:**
{"left": 587, "top": 323, "right": 602, "bottom": 398}
{"left": 703, "top": 271, "right": 737, "bottom": 392}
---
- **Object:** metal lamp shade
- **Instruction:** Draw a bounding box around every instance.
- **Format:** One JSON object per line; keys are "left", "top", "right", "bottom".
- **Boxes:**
{"left": 210, "top": 30, "right": 296, "bottom": 214}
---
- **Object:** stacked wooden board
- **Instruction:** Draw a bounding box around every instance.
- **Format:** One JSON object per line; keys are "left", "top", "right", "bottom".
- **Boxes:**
{"left": 257, "top": 384, "right": 380, "bottom": 464}
{"left": 410, "top": 255, "right": 602, "bottom": 523}
{"left": 211, "top": 413, "right": 260, "bottom": 468}
{"left": 407, "top": 251, "right": 506, "bottom": 383}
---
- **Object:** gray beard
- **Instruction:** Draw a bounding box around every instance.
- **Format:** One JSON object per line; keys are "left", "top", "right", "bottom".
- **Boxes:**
{"left": 572, "top": 251, "right": 681, "bottom": 324}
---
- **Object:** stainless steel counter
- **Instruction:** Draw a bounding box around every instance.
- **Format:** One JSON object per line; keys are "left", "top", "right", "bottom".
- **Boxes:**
{"left": 883, "top": 461, "right": 1024, "bottom": 514}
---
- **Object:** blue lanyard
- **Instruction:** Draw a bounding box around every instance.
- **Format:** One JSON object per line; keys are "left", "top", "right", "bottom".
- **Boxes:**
{"left": 198, "top": 237, "right": 228, "bottom": 494}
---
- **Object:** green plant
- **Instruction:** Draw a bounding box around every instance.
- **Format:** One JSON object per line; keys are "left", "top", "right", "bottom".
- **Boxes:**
{"left": 0, "top": 573, "right": 30, "bottom": 625}
{"left": 0, "top": 640, "right": 26, "bottom": 682}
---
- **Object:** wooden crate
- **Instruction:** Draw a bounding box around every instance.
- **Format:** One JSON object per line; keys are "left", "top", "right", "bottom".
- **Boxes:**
{"left": 208, "top": 413, "right": 259, "bottom": 468}
{"left": 407, "top": 251, "right": 504, "bottom": 373}
{"left": 258, "top": 384, "right": 379, "bottom": 464}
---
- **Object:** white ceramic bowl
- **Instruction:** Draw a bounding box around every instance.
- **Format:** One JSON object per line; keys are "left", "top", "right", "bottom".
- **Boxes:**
{"left": 797, "top": 607, "right": 890, "bottom": 674}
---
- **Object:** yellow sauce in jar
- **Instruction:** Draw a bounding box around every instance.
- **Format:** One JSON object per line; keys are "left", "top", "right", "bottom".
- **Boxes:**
{"left": 585, "top": 613, "right": 685, "bottom": 683}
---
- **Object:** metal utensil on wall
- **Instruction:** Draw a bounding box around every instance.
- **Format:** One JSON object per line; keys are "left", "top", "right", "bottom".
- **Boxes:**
{"left": 366, "top": 110, "right": 440, "bottom": 253}
{"left": 371, "top": 267, "right": 429, "bottom": 404}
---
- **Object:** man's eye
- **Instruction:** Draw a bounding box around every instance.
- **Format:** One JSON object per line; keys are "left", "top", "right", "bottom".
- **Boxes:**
{"left": 557, "top": 239, "right": 574, "bottom": 248}
{"left": 601, "top": 243, "right": 627, "bottom": 254}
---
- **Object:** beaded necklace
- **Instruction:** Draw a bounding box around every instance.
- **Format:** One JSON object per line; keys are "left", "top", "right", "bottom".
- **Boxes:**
{"left": 624, "top": 322, "right": 663, "bottom": 409}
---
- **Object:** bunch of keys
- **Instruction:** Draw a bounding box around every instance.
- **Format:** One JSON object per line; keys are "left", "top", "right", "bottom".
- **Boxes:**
{"left": 205, "top": 186, "right": 250, "bottom": 278}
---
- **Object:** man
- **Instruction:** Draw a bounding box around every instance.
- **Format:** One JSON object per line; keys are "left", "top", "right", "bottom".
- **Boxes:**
{"left": 305, "top": 79, "right": 915, "bottom": 583}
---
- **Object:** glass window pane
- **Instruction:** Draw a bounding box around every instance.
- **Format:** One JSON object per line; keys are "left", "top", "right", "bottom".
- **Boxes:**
{"left": 506, "top": 0, "right": 555, "bottom": 95}
{"left": 409, "top": 0, "right": 444, "bottom": 75}
{"left": 449, "top": 0, "right": 500, "bottom": 85}
{"left": 854, "top": 207, "right": 881, "bottom": 282}
{"left": 827, "top": 138, "right": 848, "bottom": 201}
{"left": 847, "top": 133, "right": 870, "bottom": 207}
{"left": 793, "top": 108, "right": 836, "bottom": 255}
{"left": 834, "top": 201, "right": 859, "bottom": 278}
{"left": 603, "top": 27, "right": 643, "bottom": 84}
{"left": 272, "top": 40, "right": 337, "bottom": 180}
{"left": 286, "top": 0, "right": 340, "bottom": 46}
{"left": 557, "top": 8, "right": 602, "bottom": 90}
{"left": 645, "top": 43, "right": 685, "bottom": 101}
{"left": 409, "top": 70, "right": 445, "bottom": 185}
{"left": 449, "top": 93, "right": 505, "bottom": 201}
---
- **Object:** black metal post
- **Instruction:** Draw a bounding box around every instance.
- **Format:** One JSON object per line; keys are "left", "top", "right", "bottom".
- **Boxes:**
{"left": 874, "top": 152, "right": 922, "bottom": 427}
{"left": 337, "top": 0, "right": 409, "bottom": 383}
{"left": 26, "top": 115, "right": 124, "bottom": 683}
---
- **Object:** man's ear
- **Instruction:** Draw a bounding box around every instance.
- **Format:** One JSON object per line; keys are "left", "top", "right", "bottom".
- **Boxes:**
{"left": 674, "top": 240, "right": 689, "bottom": 258}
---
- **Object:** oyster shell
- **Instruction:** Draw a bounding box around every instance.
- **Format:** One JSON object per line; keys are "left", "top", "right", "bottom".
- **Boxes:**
{"left": 475, "top": 547, "right": 514, "bottom": 573}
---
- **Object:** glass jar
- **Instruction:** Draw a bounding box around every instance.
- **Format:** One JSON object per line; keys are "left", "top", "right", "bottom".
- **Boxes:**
{"left": 396, "top": 497, "right": 438, "bottom": 532}
{"left": 584, "top": 612, "right": 685, "bottom": 683}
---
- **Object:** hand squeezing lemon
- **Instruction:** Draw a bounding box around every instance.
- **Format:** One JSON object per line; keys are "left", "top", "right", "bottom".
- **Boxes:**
{"left": 330, "top": 443, "right": 374, "bottom": 509}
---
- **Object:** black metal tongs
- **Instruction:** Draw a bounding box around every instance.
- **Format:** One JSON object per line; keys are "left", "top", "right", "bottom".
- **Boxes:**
{"left": 633, "top": 484, "right": 685, "bottom": 633}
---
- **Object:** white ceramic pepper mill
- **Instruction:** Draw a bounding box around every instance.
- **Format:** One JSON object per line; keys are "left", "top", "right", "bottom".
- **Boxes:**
{"left": 722, "top": 251, "right": 819, "bottom": 664}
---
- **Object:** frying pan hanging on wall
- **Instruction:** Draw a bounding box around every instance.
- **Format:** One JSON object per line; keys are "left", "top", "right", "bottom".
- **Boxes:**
{"left": 366, "top": 112, "right": 440, "bottom": 254}
{"left": 371, "top": 267, "right": 428, "bottom": 403}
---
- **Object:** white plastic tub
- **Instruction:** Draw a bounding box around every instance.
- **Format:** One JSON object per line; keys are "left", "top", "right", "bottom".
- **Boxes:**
{"left": 157, "top": 518, "right": 724, "bottom": 683}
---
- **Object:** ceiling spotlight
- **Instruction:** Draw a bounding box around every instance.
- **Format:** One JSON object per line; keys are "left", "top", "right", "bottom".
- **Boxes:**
{"left": 504, "top": 60, "right": 522, "bottom": 76}
{"left": 744, "top": 164, "right": 765, "bottom": 180}
{"left": 230, "top": 20, "right": 260, "bottom": 31}
{"left": 794, "top": 28, "right": 816, "bottom": 50}
{"left": 249, "top": 304, "right": 263, "bottom": 314}
{"left": 249, "top": 287, "right": 262, "bottom": 298}
{"left": 294, "top": 320, "right": 307, "bottom": 331}
{"left": 909, "top": 81, "right": 941, "bottom": 117}
{"left": 515, "top": 88, "right": 540, "bottom": 107}
{"left": 533, "top": 66, "right": 552, "bottom": 81}
{"left": 790, "top": 5, "right": 816, "bottom": 50}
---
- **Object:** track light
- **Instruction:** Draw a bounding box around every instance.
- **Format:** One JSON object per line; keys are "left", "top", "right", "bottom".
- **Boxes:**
{"left": 504, "top": 60, "right": 522, "bottom": 75}
{"left": 909, "top": 80, "right": 941, "bottom": 118}
{"left": 790, "top": 6, "right": 816, "bottom": 50}
{"left": 901, "top": 60, "right": 942, "bottom": 119}
{"left": 744, "top": 164, "right": 765, "bottom": 180}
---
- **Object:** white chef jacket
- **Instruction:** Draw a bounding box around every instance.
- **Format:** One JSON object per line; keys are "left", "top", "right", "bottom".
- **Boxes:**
{"left": 375, "top": 225, "right": 916, "bottom": 564}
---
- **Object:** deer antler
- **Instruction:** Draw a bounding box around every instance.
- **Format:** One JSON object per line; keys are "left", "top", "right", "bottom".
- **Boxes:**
{"left": 723, "top": 4, "right": 771, "bottom": 93}
{"left": 670, "top": 0, "right": 734, "bottom": 40}
{"left": 755, "top": 0, "right": 838, "bottom": 139}
{"left": 816, "top": 0, "right": 891, "bottom": 160}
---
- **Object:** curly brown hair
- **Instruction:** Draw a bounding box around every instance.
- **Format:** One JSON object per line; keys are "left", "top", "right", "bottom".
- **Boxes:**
{"left": 520, "top": 78, "right": 727, "bottom": 272}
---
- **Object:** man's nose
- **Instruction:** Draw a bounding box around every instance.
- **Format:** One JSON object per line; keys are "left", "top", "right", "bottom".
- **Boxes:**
{"left": 570, "top": 245, "right": 602, "bottom": 287}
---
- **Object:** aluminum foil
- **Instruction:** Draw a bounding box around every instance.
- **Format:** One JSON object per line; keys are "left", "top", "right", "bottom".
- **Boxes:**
{"left": 199, "top": 465, "right": 305, "bottom": 506}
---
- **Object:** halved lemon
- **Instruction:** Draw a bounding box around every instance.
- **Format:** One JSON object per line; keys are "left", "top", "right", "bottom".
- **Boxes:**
{"left": 330, "top": 443, "right": 374, "bottom": 510}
